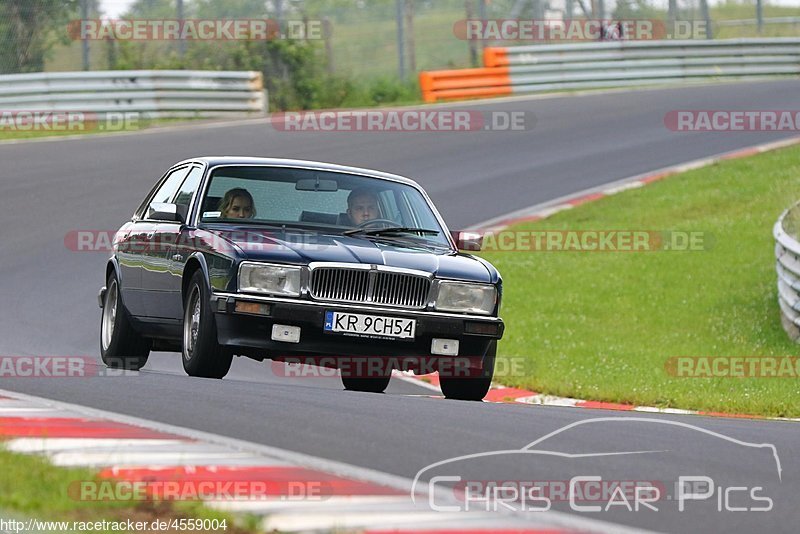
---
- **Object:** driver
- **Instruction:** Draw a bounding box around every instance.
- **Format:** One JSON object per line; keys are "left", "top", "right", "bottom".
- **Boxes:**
{"left": 346, "top": 188, "right": 380, "bottom": 225}
{"left": 219, "top": 188, "right": 256, "bottom": 219}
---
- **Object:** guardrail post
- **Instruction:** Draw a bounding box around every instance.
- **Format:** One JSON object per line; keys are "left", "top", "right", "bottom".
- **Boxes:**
{"left": 80, "top": 0, "right": 90, "bottom": 70}
{"left": 177, "top": 0, "right": 186, "bottom": 58}
{"left": 757, "top": 0, "right": 764, "bottom": 34}
{"left": 395, "top": 0, "right": 406, "bottom": 80}
{"left": 700, "top": 0, "right": 714, "bottom": 39}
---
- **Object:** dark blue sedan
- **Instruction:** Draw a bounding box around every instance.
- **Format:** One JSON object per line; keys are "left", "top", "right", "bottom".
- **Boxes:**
{"left": 99, "top": 157, "right": 504, "bottom": 400}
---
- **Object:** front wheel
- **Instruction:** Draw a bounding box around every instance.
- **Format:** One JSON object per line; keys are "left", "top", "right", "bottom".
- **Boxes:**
{"left": 341, "top": 357, "right": 392, "bottom": 393}
{"left": 341, "top": 374, "right": 392, "bottom": 393}
{"left": 439, "top": 340, "right": 496, "bottom": 401}
{"left": 100, "top": 273, "right": 150, "bottom": 370}
{"left": 182, "top": 271, "right": 233, "bottom": 379}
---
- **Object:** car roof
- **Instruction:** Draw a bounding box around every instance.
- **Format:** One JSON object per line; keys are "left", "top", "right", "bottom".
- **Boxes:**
{"left": 177, "top": 156, "right": 420, "bottom": 187}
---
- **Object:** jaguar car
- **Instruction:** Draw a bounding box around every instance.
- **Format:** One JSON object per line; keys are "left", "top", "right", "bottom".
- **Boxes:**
{"left": 99, "top": 157, "right": 504, "bottom": 400}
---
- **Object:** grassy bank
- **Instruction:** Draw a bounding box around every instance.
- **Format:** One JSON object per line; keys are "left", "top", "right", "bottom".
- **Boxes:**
{"left": 0, "top": 117, "right": 196, "bottom": 142}
{"left": 0, "top": 447, "right": 258, "bottom": 533}
{"left": 484, "top": 143, "right": 800, "bottom": 417}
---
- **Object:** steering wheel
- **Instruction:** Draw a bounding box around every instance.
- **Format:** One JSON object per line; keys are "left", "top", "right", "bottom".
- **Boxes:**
{"left": 357, "top": 218, "right": 397, "bottom": 230}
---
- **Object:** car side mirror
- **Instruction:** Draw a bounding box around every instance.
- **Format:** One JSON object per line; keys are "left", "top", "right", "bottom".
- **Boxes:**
{"left": 148, "top": 202, "right": 186, "bottom": 223}
{"left": 451, "top": 231, "right": 483, "bottom": 251}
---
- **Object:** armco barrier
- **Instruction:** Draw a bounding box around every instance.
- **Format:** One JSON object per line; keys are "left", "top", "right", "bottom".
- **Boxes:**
{"left": 0, "top": 70, "right": 266, "bottom": 117}
{"left": 419, "top": 67, "right": 512, "bottom": 102}
{"left": 775, "top": 205, "right": 800, "bottom": 343}
{"left": 420, "top": 38, "right": 800, "bottom": 102}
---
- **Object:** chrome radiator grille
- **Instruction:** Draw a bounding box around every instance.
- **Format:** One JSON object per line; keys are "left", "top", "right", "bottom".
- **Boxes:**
{"left": 310, "top": 267, "right": 430, "bottom": 308}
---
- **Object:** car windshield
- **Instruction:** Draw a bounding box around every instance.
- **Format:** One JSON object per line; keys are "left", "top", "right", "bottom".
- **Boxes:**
{"left": 200, "top": 166, "right": 451, "bottom": 248}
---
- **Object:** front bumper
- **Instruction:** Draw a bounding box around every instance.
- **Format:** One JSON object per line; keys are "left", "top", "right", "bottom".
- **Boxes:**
{"left": 210, "top": 292, "right": 503, "bottom": 359}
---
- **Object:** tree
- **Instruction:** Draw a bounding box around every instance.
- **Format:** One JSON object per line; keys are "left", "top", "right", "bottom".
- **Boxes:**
{"left": 0, "top": 0, "right": 81, "bottom": 74}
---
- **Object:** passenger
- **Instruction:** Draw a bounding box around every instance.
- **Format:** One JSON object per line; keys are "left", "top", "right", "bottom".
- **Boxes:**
{"left": 346, "top": 188, "right": 380, "bottom": 225}
{"left": 219, "top": 188, "right": 256, "bottom": 219}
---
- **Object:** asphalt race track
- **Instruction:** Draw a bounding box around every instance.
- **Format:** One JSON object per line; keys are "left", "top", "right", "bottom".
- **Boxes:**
{"left": 1, "top": 80, "right": 799, "bottom": 533}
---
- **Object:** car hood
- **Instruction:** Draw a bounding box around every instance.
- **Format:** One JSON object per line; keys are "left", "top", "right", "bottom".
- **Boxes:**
{"left": 209, "top": 227, "right": 494, "bottom": 282}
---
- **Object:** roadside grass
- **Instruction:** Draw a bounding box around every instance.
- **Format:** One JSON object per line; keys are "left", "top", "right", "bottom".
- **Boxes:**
{"left": 0, "top": 447, "right": 260, "bottom": 533}
{"left": 0, "top": 117, "right": 208, "bottom": 142}
{"left": 482, "top": 144, "right": 800, "bottom": 417}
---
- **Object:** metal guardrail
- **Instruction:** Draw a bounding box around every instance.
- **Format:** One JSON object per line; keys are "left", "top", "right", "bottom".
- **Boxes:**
{"left": 420, "top": 38, "right": 800, "bottom": 102}
{"left": 775, "top": 204, "right": 800, "bottom": 343}
{"left": 0, "top": 70, "right": 266, "bottom": 117}
{"left": 717, "top": 17, "right": 800, "bottom": 27}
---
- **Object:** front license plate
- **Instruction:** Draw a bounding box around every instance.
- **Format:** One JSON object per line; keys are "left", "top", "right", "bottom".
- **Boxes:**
{"left": 324, "top": 311, "right": 416, "bottom": 340}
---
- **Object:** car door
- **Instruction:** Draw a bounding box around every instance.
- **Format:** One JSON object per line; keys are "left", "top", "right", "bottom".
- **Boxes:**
{"left": 116, "top": 221, "right": 148, "bottom": 317}
{"left": 136, "top": 166, "right": 191, "bottom": 317}
{"left": 147, "top": 165, "right": 204, "bottom": 320}
{"left": 118, "top": 167, "right": 188, "bottom": 317}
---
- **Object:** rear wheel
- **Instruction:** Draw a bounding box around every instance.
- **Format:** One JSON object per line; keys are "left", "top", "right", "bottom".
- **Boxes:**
{"left": 100, "top": 273, "right": 150, "bottom": 370}
{"left": 182, "top": 270, "right": 233, "bottom": 379}
{"left": 439, "top": 340, "right": 496, "bottom": 401}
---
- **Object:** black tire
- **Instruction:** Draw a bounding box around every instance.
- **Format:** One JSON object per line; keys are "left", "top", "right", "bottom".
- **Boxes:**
{"left": 182, "top": 270, "right": 233, "bottom": 379}
{"left": 100, "top": 273, "right": 150, "bottom": 370}
{"left": 341, "top": 375, "right": 392, "bottom": 393}
{"left": 439, "top": 340, "right": 496, "bottom": 401}
{"left": 341, "top": 358, "right": 392, "bottom": 393}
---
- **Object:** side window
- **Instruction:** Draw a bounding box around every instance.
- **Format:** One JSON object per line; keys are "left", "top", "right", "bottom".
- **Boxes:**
{"left": 173, "top": 166, "right": 203, "bottom": 213}
{"left": 134, "top": 166, "right": 189, "bottom": 220}
{"left": 150, "top": 167, "right": 190, "bottom": 205}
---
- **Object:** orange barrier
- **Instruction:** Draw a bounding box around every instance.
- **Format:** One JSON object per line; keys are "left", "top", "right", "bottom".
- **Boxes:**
{"left": 418, "top": 66, "right": 511, "bottom": 103}
{"left": 483, "top": 47, "right": 510, "bottom": 68}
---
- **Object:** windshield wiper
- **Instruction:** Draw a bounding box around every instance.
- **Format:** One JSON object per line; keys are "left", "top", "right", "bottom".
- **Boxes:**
{"left": 343, "top": 226, "right": 440, "bottom": 237}
{"left": 202, "top": 220, "right": 322, "bottom": 233}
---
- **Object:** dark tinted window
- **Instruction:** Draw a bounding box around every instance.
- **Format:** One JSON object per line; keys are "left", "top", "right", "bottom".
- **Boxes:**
{"left": 151, "top": 167, "right": 190, "bottom": 205}
{"left": 174, "top": 166, "right": 203, "bottom": 212}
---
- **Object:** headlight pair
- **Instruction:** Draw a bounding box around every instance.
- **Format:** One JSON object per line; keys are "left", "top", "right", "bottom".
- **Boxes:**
{"left": 239, "top": 264, "right": 496, "bottom": 315}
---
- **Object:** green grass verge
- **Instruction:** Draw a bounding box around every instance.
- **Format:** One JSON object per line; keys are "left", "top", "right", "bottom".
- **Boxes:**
{"left": 482, "top": 144, "right": 800, "bottom": 418}
{"left": 0, "top": 447, "right": 260, "bottom": 533}
{"left": 0, "top": 117, "right": 207, "bottom": 142}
